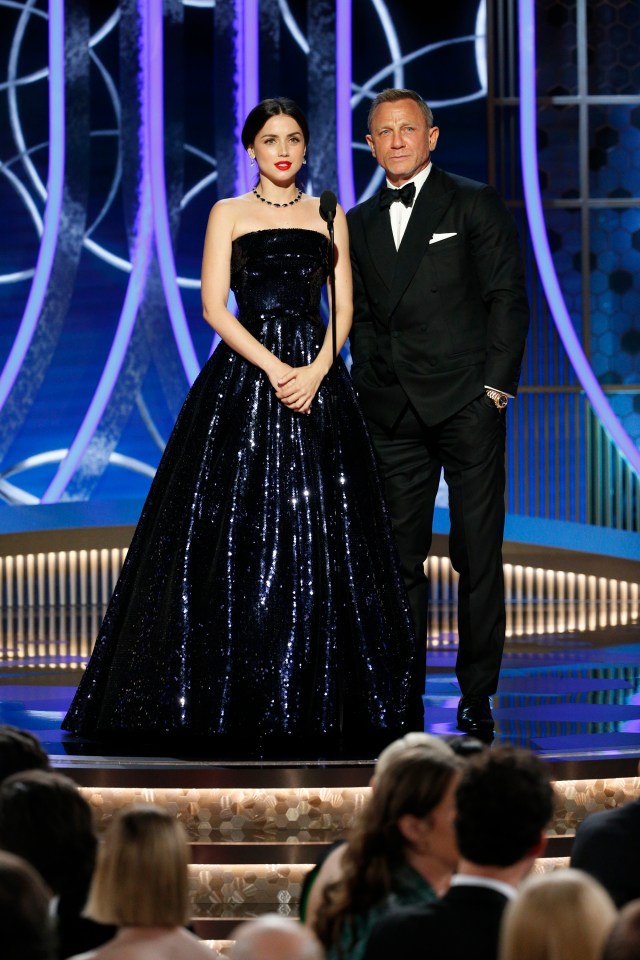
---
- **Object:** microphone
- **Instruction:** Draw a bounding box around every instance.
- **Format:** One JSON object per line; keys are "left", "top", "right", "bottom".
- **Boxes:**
{"left": 319, "top": 190, "right": 337, "bottom": 225}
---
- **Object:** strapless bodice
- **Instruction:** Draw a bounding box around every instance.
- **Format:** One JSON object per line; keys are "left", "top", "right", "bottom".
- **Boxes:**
{"left": 231, "top": 228, "right": 328, "bottom": 324}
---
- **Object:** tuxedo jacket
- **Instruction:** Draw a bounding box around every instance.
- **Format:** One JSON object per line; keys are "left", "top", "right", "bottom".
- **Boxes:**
{"left": 361, "top": 883, "right": 510, "bottom": 960}
{"left": 570, "top": 799, "right": 640, "bottom": 907}
{"left": 346, "top": 165, "right": 531, "bottom": 430}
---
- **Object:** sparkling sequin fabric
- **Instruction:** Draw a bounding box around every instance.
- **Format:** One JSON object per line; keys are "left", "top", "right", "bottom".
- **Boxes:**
{"left": 62, "top": 229, "right": 420, "bottom": 758}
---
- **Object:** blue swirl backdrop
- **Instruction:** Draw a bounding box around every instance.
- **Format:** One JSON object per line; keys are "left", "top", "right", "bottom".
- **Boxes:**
{"left": 0, "top": 0, "right": 488, "bottom": 514}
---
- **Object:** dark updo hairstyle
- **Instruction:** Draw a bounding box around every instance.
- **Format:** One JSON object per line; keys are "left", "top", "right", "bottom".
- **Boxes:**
{"left": 241, "top": 97, "right": 310, "bottom": 150}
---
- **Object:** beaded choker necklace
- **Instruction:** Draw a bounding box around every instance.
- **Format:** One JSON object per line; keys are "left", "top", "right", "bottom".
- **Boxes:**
{"left": 252, "top": 187, "right": 302, "bottom": 208}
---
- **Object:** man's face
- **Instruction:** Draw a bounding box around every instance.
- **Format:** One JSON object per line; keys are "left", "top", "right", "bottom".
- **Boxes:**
{"left": 366, "top": 98, "right": 439, "bottom": 187}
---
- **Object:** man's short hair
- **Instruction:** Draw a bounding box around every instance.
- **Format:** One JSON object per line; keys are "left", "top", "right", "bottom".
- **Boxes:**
{"left": 367, "top": 88, "right": 434, "bottom": 132}
{"left": 0, "top": 726, "right": 50, "bottom": 782}
{"left": 455, "top": 745, "right": 555, "bottom": 865}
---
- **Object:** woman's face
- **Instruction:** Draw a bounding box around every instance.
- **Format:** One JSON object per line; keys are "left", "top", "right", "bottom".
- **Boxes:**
{"left": 249, "top": 114, "right": 306, "bottom": 182}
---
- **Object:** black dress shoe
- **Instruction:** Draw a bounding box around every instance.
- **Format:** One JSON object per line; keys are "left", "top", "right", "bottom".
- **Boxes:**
{"left": 456, "top": 695, "right": 495, "bottom": 743}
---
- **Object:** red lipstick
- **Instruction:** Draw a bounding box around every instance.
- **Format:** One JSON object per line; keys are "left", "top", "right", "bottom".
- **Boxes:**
{"left": 275, "top": 162, "right": 292, "bottom": 170}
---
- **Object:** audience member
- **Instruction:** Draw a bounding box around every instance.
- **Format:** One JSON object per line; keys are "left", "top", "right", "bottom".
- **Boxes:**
{"left": 498, "top": 868, "right": 617, "bottom": 960}
{"left": 570, "top": 758, "right": 640, "bottom": 907}
{"left": 0, "top": 768, "right": 115, "bottom": 959}
{"left": 68, "top": 803, "right": 219, "bottom": 960}
{"left": 363, "top": 744, "right": 555, "bottom": 960}
{"left": 0, "top": 724, "right": 51, "bottom": 781}
{"left": 0, "top": 849, "right": 55, "bottom": 960}
{"left": 603, "top": 899, "right": 640, "bottom": 960}
{"left": 299, "top": 732, "right": 455, "bottom": 923}
{"left": 229, "top": 914, "right": 323, "bottom": 960}
{"left": 309, "top": 742, "right": 464, "bottom": 959}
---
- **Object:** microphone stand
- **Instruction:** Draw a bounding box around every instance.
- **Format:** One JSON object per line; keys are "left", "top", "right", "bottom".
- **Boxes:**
{"left": 322, "top": 206, "right": 341, "bottom": 583}
{"left": 326, "top": 219, "right": 339, "bottom": 579}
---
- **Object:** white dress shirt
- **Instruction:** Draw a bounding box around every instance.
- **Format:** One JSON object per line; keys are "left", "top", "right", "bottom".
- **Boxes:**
{"left": 386, "top": 162, "right": 432, "bottom": 250}
{"left": 449, "top": 873, "right": 518, "bottom": 900}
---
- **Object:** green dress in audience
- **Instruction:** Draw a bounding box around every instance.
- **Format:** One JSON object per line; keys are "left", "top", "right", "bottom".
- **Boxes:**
{"left": 326, "top": 864, "right": 437, "bottom": 960}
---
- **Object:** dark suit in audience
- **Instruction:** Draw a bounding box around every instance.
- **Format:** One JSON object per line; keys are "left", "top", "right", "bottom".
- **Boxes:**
{"left": 362, "top": 880, "right": 511, "bottom": 960}
{"left": 571, "top": 795, "right": 640, "bottom": 908}
{"left": 363, "top": 745, "right": 555, "bottom": 960}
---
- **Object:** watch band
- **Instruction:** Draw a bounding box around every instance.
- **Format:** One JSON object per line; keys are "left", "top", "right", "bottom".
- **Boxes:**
{"left": 486, "top": 388, "right": 508, "bottom": 409}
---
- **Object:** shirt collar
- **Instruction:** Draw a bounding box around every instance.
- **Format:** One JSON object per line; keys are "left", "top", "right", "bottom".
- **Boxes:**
{"left": 385, "top": 161, "right": 432, "bottom": 199}
{"left": 449, "top": 874, "right": 518, "bottom": 901}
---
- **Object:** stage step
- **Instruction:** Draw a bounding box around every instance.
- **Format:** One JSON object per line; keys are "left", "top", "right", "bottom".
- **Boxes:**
{"left": 53, "top": 755, "right": 640, "bottom": 949}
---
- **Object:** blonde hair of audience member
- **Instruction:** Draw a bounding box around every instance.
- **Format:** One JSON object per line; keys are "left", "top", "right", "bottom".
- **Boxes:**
{"left": 0, "top": 849, "right": 55, "bottom": 960}
{"left": 73, "top": 804, "right": 217, "bottom": 960}
{"left": 230, "top": 914, "right": 323, "bottom": 960}
{"left": 498, "top": 868, "right": 618, "bottom": 960}
{"left": 312, "top": 743, "right": 463, "bottom": 954}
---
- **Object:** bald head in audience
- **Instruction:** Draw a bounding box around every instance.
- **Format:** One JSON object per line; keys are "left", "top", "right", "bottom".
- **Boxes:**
{"left": 230, "top": 915, "right": 323, "bottom": 960}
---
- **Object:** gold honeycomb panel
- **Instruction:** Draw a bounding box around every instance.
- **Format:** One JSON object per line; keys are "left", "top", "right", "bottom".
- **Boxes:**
{"left": 79, "top": 777, "right": 640, "bottom": 843}
{"left": 550, "top": 777, "right": 640, "bottom": 836}
{"left": 79, "top": 786, "right": 372, "bottom": 842}
{"left": 189, "top": 864, "right": 312, "bottom": 914}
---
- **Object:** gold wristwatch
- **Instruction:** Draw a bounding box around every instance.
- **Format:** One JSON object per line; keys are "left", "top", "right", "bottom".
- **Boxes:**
{"left": 486, "top": 389, "right": 508, "bottom": 410}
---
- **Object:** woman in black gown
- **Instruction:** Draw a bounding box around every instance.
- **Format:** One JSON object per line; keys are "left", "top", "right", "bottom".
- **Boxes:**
{"left": 61, "top": 98, "right": 423, "bottom": 758}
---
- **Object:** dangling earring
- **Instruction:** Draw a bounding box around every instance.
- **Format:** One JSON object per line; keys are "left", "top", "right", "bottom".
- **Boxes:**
{"left": 249, "top": 155, "right": 255, "bottom": 167}
{"left": 302, "top": 156, "right": 307, "bottom": 165}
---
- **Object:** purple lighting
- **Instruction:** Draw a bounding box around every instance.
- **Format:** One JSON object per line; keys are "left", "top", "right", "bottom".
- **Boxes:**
{"left": 235, "top": 0, "right": 259, "bottom": 196}
{"left": 518, "top": 0, "right": 640, "bottom": 476}
{"left": 0, "top": 0, "right": 64, "bottom": 413}
{"left": 336, "top": 0, "right": 355, "bottom": 211}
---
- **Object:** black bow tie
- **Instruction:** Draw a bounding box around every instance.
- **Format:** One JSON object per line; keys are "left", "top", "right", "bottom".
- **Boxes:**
{"left": 379, "top": 182, "right": 416, "bottom": 210}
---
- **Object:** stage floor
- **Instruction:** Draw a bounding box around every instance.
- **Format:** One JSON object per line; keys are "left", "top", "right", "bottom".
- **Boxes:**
{"left": 1, "top": 591, "right": 639, "bottom": 770}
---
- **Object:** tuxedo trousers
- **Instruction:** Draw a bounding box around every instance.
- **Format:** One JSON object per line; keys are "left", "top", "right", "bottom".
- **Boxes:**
{"left": 367, "top": 392, "right": 507, "bottom": 699}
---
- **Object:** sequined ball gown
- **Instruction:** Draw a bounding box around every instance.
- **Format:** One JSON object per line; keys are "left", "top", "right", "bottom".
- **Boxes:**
{"left": 62, "top": 228, "right": 422, "bottom": 758}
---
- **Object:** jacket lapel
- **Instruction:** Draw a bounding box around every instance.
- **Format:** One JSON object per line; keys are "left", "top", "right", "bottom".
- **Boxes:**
{"left": 361, "top": 198, "right": 397, "bottom": 288}
{"left": 387, "top": 166, "right": 454, "bottom": 315}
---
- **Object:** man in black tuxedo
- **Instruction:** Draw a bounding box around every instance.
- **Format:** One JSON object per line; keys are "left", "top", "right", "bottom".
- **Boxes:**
{"left": 362, "top": 745, "right": 555, "bottom": 960}
{"left": 570, "top": 758, "right": 640, "bottom": 907}
{"left": 346, "top": 88, "right": 530, "bottom": 738}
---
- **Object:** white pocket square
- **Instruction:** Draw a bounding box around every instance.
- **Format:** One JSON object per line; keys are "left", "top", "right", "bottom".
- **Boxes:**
{"left": 429, "top": 232, "right": 457, "bottom": 244}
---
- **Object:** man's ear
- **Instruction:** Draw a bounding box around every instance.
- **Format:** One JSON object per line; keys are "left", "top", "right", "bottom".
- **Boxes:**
{"left": 365, "top": 134, "right": 376, "bottom": 158}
